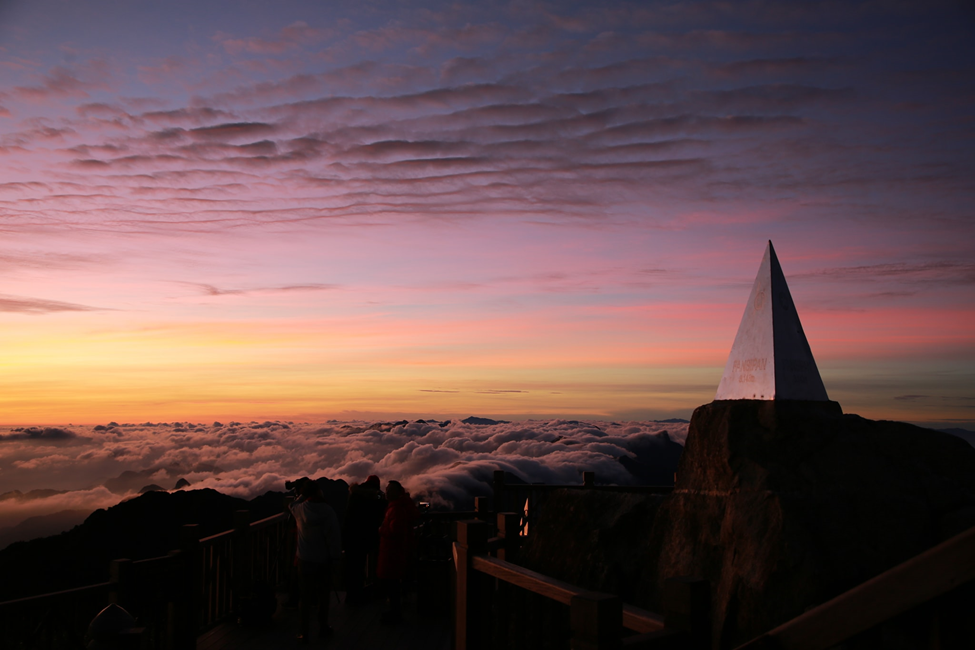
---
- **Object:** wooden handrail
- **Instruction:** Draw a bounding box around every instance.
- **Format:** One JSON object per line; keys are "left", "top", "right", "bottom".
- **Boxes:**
{"left": 199, "top": 528, "right": 234, "bottom": 544}
{"left": 0, "top": 506, "right": 293, "bottom": 650}
{"left": 422, "top": 510, "right": 478, "bottom": 520}
{"left": 250, "top": 512, "right": 288, "bottom": 530}
{"left": 736, "top": 525, "right": 975, "bottom": 649}
{"left": 504, "top": 484, "right": 673, "bottom": 493}
{"left": 469, "top": 547, "right": 667, "bottom": 634}
{"left": 471, "top": 554, "right": 581, "bottom": 606}
{"left": 0, "top": 581, "right": 112, "bottom": 608}
{"left": 622, "top": 603, "right": 666, "bottom": 634}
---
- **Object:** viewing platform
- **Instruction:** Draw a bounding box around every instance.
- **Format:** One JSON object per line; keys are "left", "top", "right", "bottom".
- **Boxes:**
{"left": 2, "top": 469, "right": 973, "bottom": 649}
{"left": 196, "top": 591, "right": 450, "bottom": 650}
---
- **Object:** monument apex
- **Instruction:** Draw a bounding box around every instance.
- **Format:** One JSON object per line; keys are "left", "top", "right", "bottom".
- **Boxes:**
{"left": 715, "top": 241, "right": 830, "bottom": 401}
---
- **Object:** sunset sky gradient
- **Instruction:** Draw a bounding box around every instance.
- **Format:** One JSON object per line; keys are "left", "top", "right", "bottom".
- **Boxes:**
{"left": 0, "top": 0, "right": 973, "bottom": 427}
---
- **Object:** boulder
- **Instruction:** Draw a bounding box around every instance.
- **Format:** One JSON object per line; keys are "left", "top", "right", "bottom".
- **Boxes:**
{"left": 517, "top": 400, "right": 975, "bottom": 649}
{"left": 648, "top": 400, "right": 975, "bottom": 648}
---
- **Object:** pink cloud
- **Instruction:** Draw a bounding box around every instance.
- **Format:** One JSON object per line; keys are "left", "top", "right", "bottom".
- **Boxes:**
{"left": 13, "top": 61, "right": 114, "bottom": 102}
{"left": 137, "top": 56, "right": 190, "bottom": 85}
{"left": 215, "top": 21, "right": 334, "bottom": 56}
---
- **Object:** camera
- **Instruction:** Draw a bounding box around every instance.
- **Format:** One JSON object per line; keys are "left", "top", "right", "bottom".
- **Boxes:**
{"left": 285, "top": 477, "right": 311, "bottom": 492}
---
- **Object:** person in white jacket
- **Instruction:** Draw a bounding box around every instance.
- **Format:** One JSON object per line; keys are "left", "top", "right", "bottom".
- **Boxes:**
{"left": 290, "top": 480, "right": 342, "bottom": 641}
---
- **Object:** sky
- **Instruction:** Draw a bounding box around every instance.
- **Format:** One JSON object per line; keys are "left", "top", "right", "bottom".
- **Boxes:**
{"left": 0, "top": 0, "right": 973, "bottom": 428}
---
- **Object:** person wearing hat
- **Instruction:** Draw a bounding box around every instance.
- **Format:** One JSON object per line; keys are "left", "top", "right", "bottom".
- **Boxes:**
{"left": 343, "top": 475, "right": 387, "bottom": 606}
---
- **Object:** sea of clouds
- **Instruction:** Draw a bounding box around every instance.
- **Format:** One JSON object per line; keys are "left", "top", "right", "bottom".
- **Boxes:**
{"left": 0, "top": 418, "right": 687, "bottom": 545}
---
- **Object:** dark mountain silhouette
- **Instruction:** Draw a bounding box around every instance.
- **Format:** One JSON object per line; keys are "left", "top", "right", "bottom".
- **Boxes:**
{"left": 138, "top": 484, "right": 165, "bottom": 493}
{"left": 616, "top": 431, "right": 684, "bottom": 485}
{"left": 0, "top": 488, "right": 68, "bottom": 501}
{"left": 462, "top": 416, "right": 510, "bottom": 425}
{"left": 0, "top": 488, "right": 286, "bottom": 602}
{"left": 0, "top": 509, "right": 89, "bottom": 552}
{"left": 102, "top": 464, "right": 223, "bottom": 495}
{"left": 939, "top": 427, "right": 975, "bottom": 448}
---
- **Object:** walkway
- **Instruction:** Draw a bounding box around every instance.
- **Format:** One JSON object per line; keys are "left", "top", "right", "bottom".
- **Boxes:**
{"left": 198, "top": 590, "right": 452, "bottom": 650}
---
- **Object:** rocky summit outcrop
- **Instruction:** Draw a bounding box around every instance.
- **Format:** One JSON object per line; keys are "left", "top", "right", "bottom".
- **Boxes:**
{"left": 518, "top": 400, "right": 975, "bottom": 649}
{"left": 651, "top": 400, "right": 975, "bottom": 648}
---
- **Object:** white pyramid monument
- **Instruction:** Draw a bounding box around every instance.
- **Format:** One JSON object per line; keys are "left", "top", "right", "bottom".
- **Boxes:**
{"left": 715, "top": 241, "right": 829, "bottom": 401}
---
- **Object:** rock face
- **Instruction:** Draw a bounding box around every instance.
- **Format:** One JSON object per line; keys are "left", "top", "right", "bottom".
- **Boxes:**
{"left": 648, "top": 400, "right": 975, "bottom": 648}
{"left": 517, "top": 400, "right": 975, "bottom": 649}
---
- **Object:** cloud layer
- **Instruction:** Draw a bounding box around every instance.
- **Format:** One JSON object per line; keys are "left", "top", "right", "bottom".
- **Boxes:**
{"left": 0, "top": 418, "right": 687, "bottom": 543}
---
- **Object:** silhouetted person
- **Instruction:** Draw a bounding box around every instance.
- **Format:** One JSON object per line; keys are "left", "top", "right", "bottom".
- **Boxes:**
{"left": 290, "top": 480, "right": 342, "bottom": 641}
{"left": 377, "top": 480, "right": 418, "bottom": 624}
{"left": 343, "top": 474, "right": 387, "bottom": 606}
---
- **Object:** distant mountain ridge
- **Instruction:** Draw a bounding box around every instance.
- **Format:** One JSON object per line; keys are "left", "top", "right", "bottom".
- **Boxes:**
{"left": 0, "top": 488, "right": 286, "bottom": 602}
{"left": 0, "top": 509, "right": 89, "bottom": 552}
{"left": 0, "top": 488, "right": 68, "bottom": 501}
{"left": 939, "top": 427, "right": 975, "bottom": 448}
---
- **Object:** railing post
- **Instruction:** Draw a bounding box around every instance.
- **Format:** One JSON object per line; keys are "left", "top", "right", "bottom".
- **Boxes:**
{"left": 583, "top": 471, "right": 595, "bottom": 488}
{"left": 663, "top": 577, "right": 709, "bottom": 649}
{"left": 475, "top": 496, "right": 490, "bottom": 521}
{"left": 166, "top": 550, "right": 182, "bottom": 649}
{"left": 173, "top": 524, "right": 201, "bottom": 650}
{"left": 493, "top": 470, "right": 506, "bottom": 514}
{"left": 233, "top": 510, "right": 251, "bottom": 607}
{"left": 453, "top": 520, "right": 490, "bottom": 650}
{"left": 494, "top": 512, "right": 520, "bottom": 650}
{"left": 496, "top": 512, "right": 520, "bottom": 563}
{"left": 109, "top": 558, "right": 133, "bottom": 608}
{"left": 282, "top": 499, "right": 299, "bottom": 607}
{"left": 570, "top": 591, "right": 621, "bottom": 650}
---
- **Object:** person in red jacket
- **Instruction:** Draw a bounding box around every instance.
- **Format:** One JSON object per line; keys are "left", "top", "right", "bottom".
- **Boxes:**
{"left": 377, "top": 480, "right": 418, "bottom": 624}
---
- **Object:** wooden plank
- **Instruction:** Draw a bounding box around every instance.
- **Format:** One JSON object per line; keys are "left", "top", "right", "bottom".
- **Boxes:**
{"left": 471, "top": 555, "right": 583, "bottom": 605}
{"left": 0, "top": 582, "right": 112, "bottom": 608}
{"left": 200, "top": 529, "right": 235, "bottom": 544}
{"left": 471, "top": 555, "right": 669, "bottom": 635}
{"left": 249, "top": 512, "right": 287, "bottom": 530}
{"left": 737, "top": 525, "right": 975, "bottom": 650}
{"left": 132, "top": 554, "right": 171, "bottom": 567}
{"left": 503, "top": 485, "right": 673, "bottom": 494}
{"left": 453, "top": 521, "right": 489, "bottom": 650}
{"left": 621, "top": 604, "right": 666, "bottom": 634}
